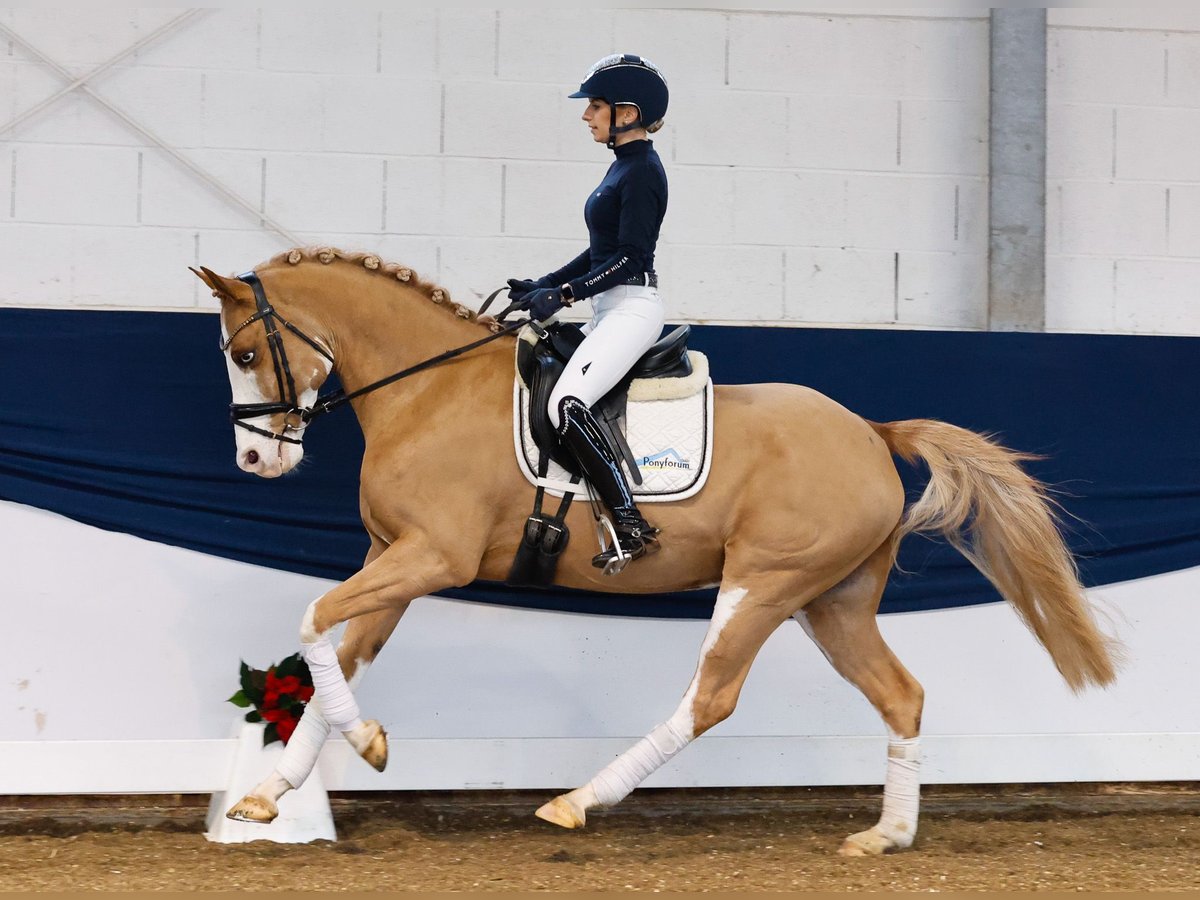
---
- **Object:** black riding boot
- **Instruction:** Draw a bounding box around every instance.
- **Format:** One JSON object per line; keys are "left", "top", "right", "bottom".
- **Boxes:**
{"left": 557, "top": 396, "right": 660, "bottom": 570}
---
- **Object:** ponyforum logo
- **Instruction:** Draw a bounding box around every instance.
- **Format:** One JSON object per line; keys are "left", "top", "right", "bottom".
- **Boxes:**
{"left": 639, "top": 448, "right": 692, "bottom": 471}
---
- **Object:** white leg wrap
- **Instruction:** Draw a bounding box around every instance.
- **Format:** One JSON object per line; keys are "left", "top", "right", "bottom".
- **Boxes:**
{"left": 587, "top": 721, "right": 692, "bottom": 808}
{"left": 877, "top": 736, "right": 921, "bottom": 845}
{"left": 300, "top": 639, "right": 363, "bottom": 733}
{"left": 274, "top": 700, "right": 331, "bottom": 790}
{"left": 256, "top": 771, "right": 295, "bottom": 803}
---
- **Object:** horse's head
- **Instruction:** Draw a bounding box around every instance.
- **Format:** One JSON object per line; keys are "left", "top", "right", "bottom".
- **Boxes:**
{"left": 191, "top": 265, "right": 334, "bottom": 478}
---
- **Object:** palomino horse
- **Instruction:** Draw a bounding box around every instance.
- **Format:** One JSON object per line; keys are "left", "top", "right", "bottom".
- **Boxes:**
{"left": 192, "top": 247, "right": 1118, "bottom": 855}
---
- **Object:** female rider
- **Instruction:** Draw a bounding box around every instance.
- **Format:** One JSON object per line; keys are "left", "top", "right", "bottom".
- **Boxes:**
{"left": 509, "top": 53, "right": 669, "bottom": 571}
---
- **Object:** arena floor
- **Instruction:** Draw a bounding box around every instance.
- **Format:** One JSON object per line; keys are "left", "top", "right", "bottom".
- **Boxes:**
{"left": 1, "top": 784, "right": 1198, "bottom": 891}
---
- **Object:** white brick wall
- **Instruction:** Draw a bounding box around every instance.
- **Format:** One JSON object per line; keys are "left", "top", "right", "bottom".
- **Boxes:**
{"left": 263, "top": 153, "right": 385, "bottom": 234}
{"left": 671, "top": 89, "right": 789, "bottom": 168}
{"left": 430, "top": 10, "right": 496, "bottom": 83}
{"left": 897, "top": 250, "right": 987, "bottom": 329}
{"left": 503, "top": 160, "right": 596, "bottom": 241}
{"left": 1169, "top": 184, "right": 1200, "bottom": 257}
{"left": 387, "top": 157, "right": 504, "bottom": 238}
{"left": 139, "top": 150, "right": 263, "bottom": 231}
{"left": 1, "top": 8, "right": 1194, "bottom": 334}
{"left": 14, "top": 145, "right": 139, "bottom": 226}
{"left": 1115, "top": 260, "right": 1200, "bottom": 333}
{"left": 1047, "top": 10, "right": 1200, "bottom": 335}
{"left": 784, "top": 247, "right": 895, "bottom": 325}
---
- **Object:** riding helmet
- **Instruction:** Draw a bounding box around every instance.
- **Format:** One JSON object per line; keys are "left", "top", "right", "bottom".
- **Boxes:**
{"left": 569, "top": 53, "right": 669, "bottom": 135}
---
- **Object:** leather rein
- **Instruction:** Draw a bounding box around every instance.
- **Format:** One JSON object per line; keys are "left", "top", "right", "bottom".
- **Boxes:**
{"left": 221, "top": 272, "right": 527, "bottom": 445}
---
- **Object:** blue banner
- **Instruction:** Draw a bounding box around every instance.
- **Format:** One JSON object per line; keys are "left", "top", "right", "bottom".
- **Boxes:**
{"left": 1, "top": 308, "right": 1197, "bottom": 618}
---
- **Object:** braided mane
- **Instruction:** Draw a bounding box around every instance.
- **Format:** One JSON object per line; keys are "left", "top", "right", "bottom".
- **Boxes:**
{"left": 265, "top": 246, "right": 485, "bottom": 325}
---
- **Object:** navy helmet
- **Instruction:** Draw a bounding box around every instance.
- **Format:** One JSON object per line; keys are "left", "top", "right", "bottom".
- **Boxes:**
{"left": 569, "top": 53, "right": 668, "bottom": 147}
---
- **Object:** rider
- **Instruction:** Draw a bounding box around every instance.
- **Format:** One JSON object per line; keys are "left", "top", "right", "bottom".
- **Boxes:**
{"left": 509, "top": 53, "right": 669, "bottom": 570}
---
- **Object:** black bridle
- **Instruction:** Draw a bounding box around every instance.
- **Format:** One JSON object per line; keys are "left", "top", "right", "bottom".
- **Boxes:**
{"left": 220, "top": 272, "right": 528, "bottom": 445}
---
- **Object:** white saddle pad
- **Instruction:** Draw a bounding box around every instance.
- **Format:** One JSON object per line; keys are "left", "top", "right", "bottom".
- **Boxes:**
{"left": 513, "top": 350, "right": 714, "bottom": 502}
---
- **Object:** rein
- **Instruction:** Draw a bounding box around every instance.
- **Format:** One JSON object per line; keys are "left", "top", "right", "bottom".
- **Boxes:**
{"left": 223, "top": 274, "right": 526, "bottom": 444}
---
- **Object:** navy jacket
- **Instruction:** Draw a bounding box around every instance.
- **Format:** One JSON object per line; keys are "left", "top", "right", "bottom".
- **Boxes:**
{"left": 543, "top": 139, "right": 667, "bottom": 301}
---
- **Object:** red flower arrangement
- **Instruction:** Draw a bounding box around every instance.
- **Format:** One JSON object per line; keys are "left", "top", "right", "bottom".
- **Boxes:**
{"left": 228, "top": 653, "right": 315, "bottom": 746}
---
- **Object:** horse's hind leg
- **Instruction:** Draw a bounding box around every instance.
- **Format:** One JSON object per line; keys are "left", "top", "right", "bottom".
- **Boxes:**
{"left": 536, "top": 576, "right": 798, "bottom": 829}
{"left": 226, "top": 604, "right": 409, "bottom": 824}
{"left": 795, "top": 533, "right": 925, "bottom": 855}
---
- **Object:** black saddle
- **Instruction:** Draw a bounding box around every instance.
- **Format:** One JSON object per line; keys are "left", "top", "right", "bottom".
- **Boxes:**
{"left": 517, "top": 322, "right": 693, "bottom": 482}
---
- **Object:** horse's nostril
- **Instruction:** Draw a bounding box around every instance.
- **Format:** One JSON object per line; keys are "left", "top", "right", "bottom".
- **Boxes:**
{"left": 246, "top": 450, "right": 260, "bottom": 465}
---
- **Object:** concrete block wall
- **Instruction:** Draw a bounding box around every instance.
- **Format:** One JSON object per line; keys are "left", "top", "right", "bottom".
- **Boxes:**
{"left": 1047, "top": 9, "right": 1200, "bottom": 334}
{"left": 1, "top": 7, "right": 990, "bottom": 329}
{"left": 1, "top": 8, "right": 1194, "bottom": 334}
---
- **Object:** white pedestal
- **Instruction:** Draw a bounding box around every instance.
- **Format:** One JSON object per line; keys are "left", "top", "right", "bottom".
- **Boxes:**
{"left": 205, "top": 721, "right": 336, "bottom": 844}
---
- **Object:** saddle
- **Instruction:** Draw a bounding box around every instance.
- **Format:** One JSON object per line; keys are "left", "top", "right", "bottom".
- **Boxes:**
{"left": 507, "top": 321, "right": 703, "bottom": 587}
{"left": 516, "top": 321, "right": 694, "bottom": 482}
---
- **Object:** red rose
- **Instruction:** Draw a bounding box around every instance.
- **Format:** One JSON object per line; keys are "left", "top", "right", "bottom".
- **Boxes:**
{"left": 297, "top": 685, "right": 314, "bottom": 702}
{"left": 261, "top": 707, "right": 287, "bottom": 723}
{"left": 275, "top": 675, "right": 302, "bottom": 696}
{"left": 277, "top": 716, "right": 298, "bottom": 743}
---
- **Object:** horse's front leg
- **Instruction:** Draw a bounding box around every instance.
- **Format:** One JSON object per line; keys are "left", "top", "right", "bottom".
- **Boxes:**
{"left": 227, "top": 533, "right": 458, "bottom": 825}
{"left": 225, "top": 604, "right": 408, "bottom": 823}
{"left": 296, "top": 531, "right": 463, "bottom": 769}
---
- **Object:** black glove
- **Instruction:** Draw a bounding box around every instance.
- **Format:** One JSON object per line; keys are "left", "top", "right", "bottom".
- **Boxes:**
{"left": 524, "top": 286, "right": 565, "bottom": 321}
{"left": 507, "top": 278, "right": 546, "bottom": 303}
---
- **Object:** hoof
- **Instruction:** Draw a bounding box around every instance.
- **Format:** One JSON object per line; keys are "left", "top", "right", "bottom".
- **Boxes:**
{"left": 226, "top": 794, "right": 278, "bottom": 824}
{"left": 535, "top": 794, "right": 586, "bottom": 829}
{"left": 356, "top": 719, "right": 388, "bottom": 772}
{"left": 838, "top": 826, "right": 911, "bottom": 856}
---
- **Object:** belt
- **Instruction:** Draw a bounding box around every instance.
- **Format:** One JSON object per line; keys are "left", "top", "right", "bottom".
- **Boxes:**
{"left": 620, "top": 272, "right": 658, "bottom": 288}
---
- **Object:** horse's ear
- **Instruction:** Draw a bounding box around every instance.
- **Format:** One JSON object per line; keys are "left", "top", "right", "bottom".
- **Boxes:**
{"left": 190, "top": 266, "right": 251, "bottom": 304}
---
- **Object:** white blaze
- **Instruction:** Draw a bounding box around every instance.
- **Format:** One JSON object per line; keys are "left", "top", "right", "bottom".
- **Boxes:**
{"left": 220, "top": 317, "right": 330, "bottom": 477}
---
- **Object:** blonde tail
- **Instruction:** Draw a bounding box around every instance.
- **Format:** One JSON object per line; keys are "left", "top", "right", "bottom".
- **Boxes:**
{"left": 873, "top": 419, "right": 1120, "bottom": 691}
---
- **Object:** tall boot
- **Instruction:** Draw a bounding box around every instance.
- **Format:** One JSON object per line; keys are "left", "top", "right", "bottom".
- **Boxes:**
{"left": 557, "top": 396, "right": 660, "bottom": 570}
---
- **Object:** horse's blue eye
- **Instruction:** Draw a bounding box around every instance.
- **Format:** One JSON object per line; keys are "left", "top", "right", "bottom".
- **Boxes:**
{"left": 238, "top": 350, "right": 255, "bottom": 366}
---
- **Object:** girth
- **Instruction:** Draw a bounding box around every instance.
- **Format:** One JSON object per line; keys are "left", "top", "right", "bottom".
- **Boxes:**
{"left": 517, "top": 322, "right": 693, "bottom": 480}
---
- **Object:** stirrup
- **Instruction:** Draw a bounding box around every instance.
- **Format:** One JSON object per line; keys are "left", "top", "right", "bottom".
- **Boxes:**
{"left": 591, "top": 515, "right": 660, "bottom": 575}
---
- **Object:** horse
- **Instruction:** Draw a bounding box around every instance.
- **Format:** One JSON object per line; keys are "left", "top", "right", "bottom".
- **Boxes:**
{"left": 191, "top": 246, "right": 1119, "bottom": 855}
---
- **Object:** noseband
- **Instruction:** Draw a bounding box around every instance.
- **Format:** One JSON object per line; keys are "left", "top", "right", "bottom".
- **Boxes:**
{"left": 219, "top": 273, "right": 525, "bottom": 445}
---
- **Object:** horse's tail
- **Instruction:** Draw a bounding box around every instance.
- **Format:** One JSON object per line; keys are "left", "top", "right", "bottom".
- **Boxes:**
{"left": 871, "top": 418, "right": 1120, "bottom": 692}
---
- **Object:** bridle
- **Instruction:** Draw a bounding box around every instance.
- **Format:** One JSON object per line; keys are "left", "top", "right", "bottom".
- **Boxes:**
{"left": 219, "top": 271, "right": 527, "bottom": 445}
{"left": 220, "top": 272, "right": 335, "bottom": 445}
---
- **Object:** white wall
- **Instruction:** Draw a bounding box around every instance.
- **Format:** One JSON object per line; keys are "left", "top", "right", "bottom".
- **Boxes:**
{"left": 1047, "top": 9, "right": 1200, "bottom": 334}
{"left": 3, "top": 8, "right": 993, "bottom": 329}
{"left": 3, "top": 499, "right": 1197, "bottom": 793}
{"left": 8, "top": 8, "right": 1196, "bottom": 334}
{"left": 8, "top": 8, "right": 1199, "bottom": 334}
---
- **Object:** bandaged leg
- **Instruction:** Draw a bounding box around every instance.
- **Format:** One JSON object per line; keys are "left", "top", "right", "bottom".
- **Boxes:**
{"left": 300, "top": 638, "right": 364, "bottom": 734}
{"left": 841, "top": 735, "right": 921, "bottom": 855}
{"left": 226, "top": 698, "right": 337, "bottom": 823}
{"left": 876, "top": 736, "right": 921, "bottom": 847}
{"left": 589, "top": 719, "right": 692, "bottom": 807}
{"left": 274, "top": 700, "right": 332, "bottom": 791}
{"left": 234, "top": 661, "right": 377, "bottom": 825}
{"left": 536, "top": 585, "right": 752, "bottom": 829}
{"left": 536, "top": 714, "right": 694, "bottom": 828}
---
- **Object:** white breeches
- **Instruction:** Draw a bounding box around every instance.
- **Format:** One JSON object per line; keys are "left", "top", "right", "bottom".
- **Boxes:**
{"left": 547, "top": 284, "right": 665, "bottom": 428}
